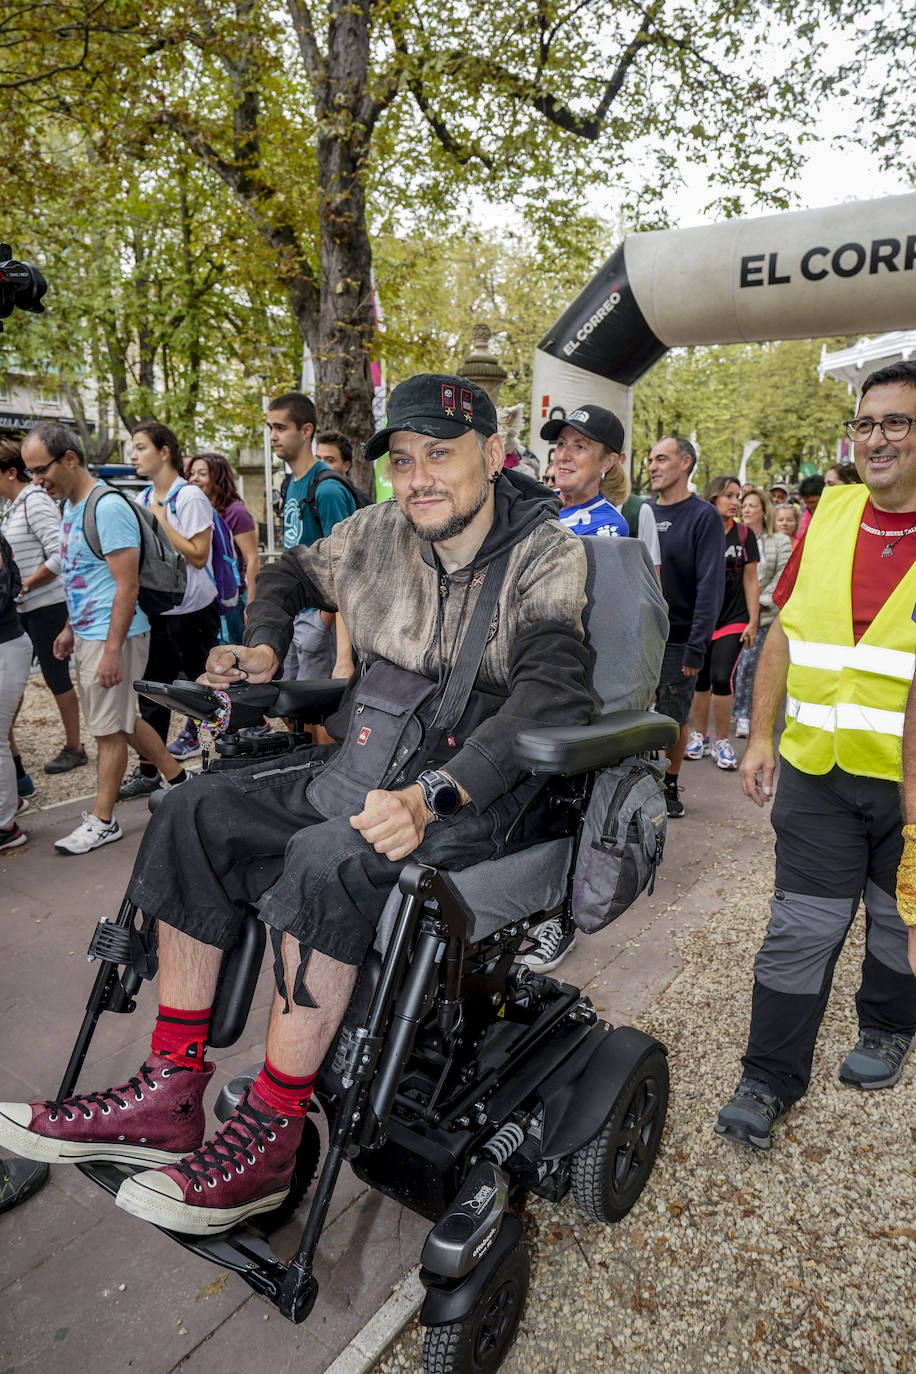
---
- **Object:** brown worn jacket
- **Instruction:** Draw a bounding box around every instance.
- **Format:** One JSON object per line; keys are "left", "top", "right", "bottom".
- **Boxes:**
{"left": 245, "top": 471, "right": 594, "bottom": 810}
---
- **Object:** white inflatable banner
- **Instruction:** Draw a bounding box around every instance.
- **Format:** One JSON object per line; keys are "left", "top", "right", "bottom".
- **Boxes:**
{"left": 531, "top": 192, "right": 916, "bottom": 467}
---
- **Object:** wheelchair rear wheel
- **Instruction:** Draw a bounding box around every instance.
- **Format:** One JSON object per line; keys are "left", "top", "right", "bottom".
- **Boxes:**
{"left": 422, "top": 1234, "right": 530, "bottom": 1374}
{"left": 570, "top": 1047, "right": 668, "bottom": 1224}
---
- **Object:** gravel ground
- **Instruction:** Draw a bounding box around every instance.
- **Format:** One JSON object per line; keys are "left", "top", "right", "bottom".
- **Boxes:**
{"left": 377, "top": 850, "right": 916, "bottom": 1374}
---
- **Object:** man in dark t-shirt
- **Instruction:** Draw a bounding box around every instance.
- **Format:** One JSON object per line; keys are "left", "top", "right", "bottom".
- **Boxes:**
{"left": 648, "top": 436, "right": 725, "bottom": 818}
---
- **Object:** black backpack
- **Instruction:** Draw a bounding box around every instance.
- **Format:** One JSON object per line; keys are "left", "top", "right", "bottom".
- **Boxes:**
{"left": 279, "top": 467, "right": 371, "bottom": 535}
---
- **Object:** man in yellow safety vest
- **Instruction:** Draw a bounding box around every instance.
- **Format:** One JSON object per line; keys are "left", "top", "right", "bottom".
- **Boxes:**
{"left": 715, "top": 360, "right": 916, "bottom": 1151}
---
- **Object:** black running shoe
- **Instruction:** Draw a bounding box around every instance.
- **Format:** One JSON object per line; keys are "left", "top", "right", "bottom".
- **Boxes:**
{"left": 664, "top": 777, "right": 685, "bottom": 819}
{"left": 118, "top": 766, "right": 160, "bottom": 801}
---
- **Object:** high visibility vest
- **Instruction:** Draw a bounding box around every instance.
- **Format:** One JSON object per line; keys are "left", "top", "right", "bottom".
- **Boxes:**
{"left": 780, "top": 485, "right": 916, "bottom": 782}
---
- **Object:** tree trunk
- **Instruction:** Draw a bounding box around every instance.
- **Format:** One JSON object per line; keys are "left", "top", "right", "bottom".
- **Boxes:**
{"left": 311, "top": 0, "right": 377, "bottom": 496}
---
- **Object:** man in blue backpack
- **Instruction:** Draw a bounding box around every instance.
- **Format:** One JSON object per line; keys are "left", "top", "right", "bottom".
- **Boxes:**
{"left": 267, "top": 392, "right": 356, "bottom": 682}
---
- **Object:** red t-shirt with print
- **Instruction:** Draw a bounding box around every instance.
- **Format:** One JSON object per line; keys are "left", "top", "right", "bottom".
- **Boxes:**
{"left": 773, "top": 504, "right": 916, "bottom": 643}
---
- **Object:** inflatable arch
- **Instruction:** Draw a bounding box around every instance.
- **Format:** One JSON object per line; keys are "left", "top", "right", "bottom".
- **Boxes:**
{"left": 530, "top": 191, "right": 916, "bottom": 468}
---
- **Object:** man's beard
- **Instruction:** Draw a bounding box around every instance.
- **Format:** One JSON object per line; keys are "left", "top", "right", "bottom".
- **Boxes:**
{"left": 403, "top": 476, "right": 490, "bottom": 543}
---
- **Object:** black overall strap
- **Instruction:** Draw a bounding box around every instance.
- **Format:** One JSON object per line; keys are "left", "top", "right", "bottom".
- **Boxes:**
{"left": 431, "top": 549, "right": 511, "bottom": 733}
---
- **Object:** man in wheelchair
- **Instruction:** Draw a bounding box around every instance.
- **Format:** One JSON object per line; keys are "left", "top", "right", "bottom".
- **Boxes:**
{"left": 0, "top": 373, "right": 597, "bottom": 1236}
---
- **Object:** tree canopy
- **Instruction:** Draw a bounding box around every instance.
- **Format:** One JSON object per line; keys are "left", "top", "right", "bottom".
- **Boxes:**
{"left": 3, "top": 0, "right": 894, "bottom": 479}
{"left": 630, "top": 338, "right": 856, "bottom": 492}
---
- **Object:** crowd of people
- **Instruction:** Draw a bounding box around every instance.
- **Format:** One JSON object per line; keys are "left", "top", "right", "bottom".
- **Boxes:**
{"left": 0, "top": 362, "right": 912, "bottom": 1243}
{"left": 0, "top": 394, "right": 872, "bottom": 866}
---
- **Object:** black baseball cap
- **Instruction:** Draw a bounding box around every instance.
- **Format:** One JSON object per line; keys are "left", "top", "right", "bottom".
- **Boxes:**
{"left": 540, "top": 405, "right": 625, "bottom": 454}
{"left": 363, "top": 373, "right": 498, "bottom": 462}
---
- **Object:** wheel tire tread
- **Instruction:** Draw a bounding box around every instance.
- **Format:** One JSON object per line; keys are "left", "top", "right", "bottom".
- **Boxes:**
{"left": 570, "top": 1047, "right": 668, "bottom": 1224}
{"left": 422, "top": 1237, "right": 529, "bottom": 1374}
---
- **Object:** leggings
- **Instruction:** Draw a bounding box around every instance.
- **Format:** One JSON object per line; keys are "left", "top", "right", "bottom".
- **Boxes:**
{"left": 18, "top": 601, "right": 72, "bottom": 696}
{"left": 696, "top": 631, "right": 744, "bottom": 696}
{"left": 138, "top": 601, "right": 221, "bottom": 743}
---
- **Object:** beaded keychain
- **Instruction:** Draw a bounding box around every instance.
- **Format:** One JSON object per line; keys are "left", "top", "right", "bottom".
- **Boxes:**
{"left": 192, "top": 690, "right": 232, "bottom": 771}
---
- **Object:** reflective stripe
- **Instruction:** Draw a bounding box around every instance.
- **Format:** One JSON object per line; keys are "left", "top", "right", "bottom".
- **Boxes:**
{"left": 785, "top": 696, "right": 905, "bottom": 738}
{"left": 785, "top": 696, "right": 835, "bottom": 732}
{"left": 836, "top": 702, "right": 905, "bottom": 736}
{"left": 788, "top": 640, "right": 916, "bottom": 681}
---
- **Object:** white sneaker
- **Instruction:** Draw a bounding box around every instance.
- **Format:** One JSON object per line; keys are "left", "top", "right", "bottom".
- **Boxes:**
{"left": 684, "top": 731, "right": 707, "bottom": 761}
{"left": 516, "top": 919, "right": 577, "bottom": 972}
{"left": 735, "top": 717, "right": 750, "bottom": 738}
{"left": 54, "top": 811, "right": 123, "bottom": 855}
{"left": 712, "top": 738, "right": 738, "bottom": 770}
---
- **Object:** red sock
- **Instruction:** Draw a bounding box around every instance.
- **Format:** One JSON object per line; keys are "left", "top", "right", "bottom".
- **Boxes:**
{"left": 253, "top": 1057, "right": 317, "bottom": 1118}
{"left": 151, "top": 1005, "right": 211, "bottom": 1071}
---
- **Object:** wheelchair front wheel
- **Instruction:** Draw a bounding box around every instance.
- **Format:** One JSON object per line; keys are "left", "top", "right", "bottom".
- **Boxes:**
{"left": 422, "top": 1235, "right": 530, "bottom": 1374}
{"left": 570, "top": 1047, "right": 669, "bottom": 1224}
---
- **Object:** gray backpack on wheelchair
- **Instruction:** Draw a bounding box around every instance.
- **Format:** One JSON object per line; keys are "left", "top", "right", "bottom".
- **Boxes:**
{"left": 571, "top": 537, "right": 670, "bottom": 932}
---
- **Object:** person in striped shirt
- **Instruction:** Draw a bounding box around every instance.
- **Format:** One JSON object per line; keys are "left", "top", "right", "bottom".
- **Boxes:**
{"left": 0, "top": 439, "right": 86, "bottom": 783}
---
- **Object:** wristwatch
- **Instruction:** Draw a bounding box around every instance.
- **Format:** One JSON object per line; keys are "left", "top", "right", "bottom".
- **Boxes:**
{"left": 417, "top": 769, "right": 463, "bottom": 820}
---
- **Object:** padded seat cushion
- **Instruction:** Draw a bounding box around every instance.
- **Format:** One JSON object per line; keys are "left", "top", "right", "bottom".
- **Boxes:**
{"left": 375, "top": 838, "right": 574, "bottom": 951}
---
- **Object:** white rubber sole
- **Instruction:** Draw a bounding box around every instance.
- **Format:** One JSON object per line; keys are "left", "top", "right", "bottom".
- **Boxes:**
{"left": 0, "top": 1105, "right": 189, "bottom": 1167}
{"left": 116, "top": 1174, "right": 290, "bottom": 1234}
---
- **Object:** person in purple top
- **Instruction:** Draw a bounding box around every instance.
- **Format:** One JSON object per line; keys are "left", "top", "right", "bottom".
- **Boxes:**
{"left": 540, "top": 406, "right": 630, "bottom": 542}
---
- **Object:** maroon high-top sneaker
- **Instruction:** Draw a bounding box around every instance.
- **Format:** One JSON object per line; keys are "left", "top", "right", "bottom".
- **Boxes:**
{"left": 116, "top": 1084, "right": 305, "bottom": 1234}
{"left": 0, "top": 1053, "right": 212, "bottom": 1167}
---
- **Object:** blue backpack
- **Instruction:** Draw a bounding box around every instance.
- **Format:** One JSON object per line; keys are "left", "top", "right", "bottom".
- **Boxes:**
{"left": 142, "top": 483, "right": 240, "bottom": 611}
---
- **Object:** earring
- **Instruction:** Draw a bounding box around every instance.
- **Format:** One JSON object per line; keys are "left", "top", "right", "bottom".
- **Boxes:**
{"left": 490, "top": 471, "right": 500, "bottom": 484}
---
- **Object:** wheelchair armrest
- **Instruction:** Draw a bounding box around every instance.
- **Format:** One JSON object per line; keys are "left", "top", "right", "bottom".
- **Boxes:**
{"left": 514, "top": 710, "right": 679, "bottom": 775}
{"left": 271, "top": 679, "right": 348, "bottom": 719}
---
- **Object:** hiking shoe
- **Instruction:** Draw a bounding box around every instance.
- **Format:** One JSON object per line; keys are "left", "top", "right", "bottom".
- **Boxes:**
{"left": 516, "top": 919, "right": 576, "bottom": 972}
{"left": 0, "top": 1157, "right": 49, "bottom": 1213}
{"left": 17, "top": 772, "right": 35, "bottom": 798}
{"left": 714, "top": 1076, "right": 789, "bottom": 1150}
{"left": 0, "top": 1054, "right": 212, "bottom": 1167}
{"left": 44, "top": 745, "right": 88, "bottom": 775}
{"left": 54, "top": 811, "right": 122, "bottom": 855}
{"left": 712, "top": 738, "right": 738, "bottom": 770}
{"left": 118, "top": 766, "right": 160, "bottom": 800}
{"left": 735, "top": 717, "right": 750, "bottom": 738}
{"left": 838, "top": 1029, "right": 914, "bottom": 1090}
{"left": 116, "top": 1084, "right": 303, "bottom": 1234}
{"left": 0, "top": 822, "right": 27, "bottom": 854}
{"left": 684, "top": 731, "right": 708, "bottom": 761}
{"left": 664, "top": 778, "right": 685, "bottom": 819}
{"left": 167, "top": 723, "right": 201, "bottom": 760}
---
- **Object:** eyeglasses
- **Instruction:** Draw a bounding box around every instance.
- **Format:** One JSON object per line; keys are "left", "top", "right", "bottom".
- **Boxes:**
{"left": 842, "top": 416, "right": 915, "bottom": 442}
{"left": 25, "top": 457, "right": 60, "bottom": 477}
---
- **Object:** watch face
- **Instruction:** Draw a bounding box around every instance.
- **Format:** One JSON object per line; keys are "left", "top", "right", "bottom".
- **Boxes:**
{"left": 434, "top": 782, "right": 461, "bottom": 817}
{"left": 422, "top": 771, "right": 461, "bottom": 817}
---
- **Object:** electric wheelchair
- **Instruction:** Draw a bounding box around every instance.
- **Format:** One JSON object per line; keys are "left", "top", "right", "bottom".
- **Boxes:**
{"left": 48, "top": 538, "right": 677, "bottom": 1373}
